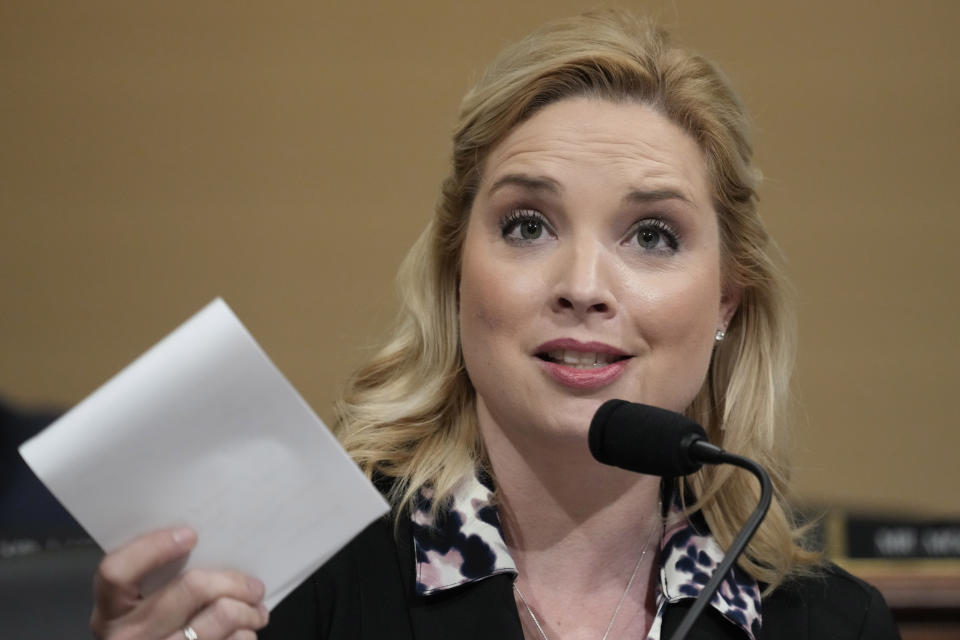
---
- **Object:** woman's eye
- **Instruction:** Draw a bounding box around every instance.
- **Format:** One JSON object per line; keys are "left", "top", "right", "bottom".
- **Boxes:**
{"left": 637, "top": 228, "right": 662, "bottom": 249}
{"left": 519, "top": 219, "right": 544, "bottom": 240}
{"left": 631, "top": 220, "right": 679, "bottom": 253}
{"left": 501, "top": 210, "right": 552, "bottom": 243}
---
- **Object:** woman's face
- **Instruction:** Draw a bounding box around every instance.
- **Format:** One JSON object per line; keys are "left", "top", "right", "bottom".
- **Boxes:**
{"left": 459, "top": 97, "right": 739, "bottom": 447}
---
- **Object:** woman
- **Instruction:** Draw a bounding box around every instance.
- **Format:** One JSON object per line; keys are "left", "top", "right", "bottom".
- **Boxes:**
{"left": 91, "top": 10, "right": 899, "bottom": 640}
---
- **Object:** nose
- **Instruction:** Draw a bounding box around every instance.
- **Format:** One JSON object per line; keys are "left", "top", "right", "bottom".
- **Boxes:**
{"left": 551, "top": 240, "right": 617, "bottom": 319}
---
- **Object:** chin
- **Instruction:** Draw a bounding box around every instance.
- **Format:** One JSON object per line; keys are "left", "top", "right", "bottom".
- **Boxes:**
{"left": 539, "top": 397, "right": 608, "bottom": 437}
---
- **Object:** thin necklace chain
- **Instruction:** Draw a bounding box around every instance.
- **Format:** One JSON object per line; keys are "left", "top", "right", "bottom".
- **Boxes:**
{"left": 512, "top": 514, "right": 663, "bottom": 640}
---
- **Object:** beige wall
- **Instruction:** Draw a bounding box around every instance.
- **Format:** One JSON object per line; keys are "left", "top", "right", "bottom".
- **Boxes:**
{"left": 2, "top": 1, "right": 957, "bottom": 516}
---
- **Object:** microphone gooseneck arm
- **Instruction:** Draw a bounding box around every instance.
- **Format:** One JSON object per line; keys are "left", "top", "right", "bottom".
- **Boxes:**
{"left": 586, "top": 400, "right": 774, "bottom": 640}
{"left": 668, "top": 441, "right": 772, "bottom": 640}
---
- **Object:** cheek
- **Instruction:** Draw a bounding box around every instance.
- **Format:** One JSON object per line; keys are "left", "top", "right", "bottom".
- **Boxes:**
{"left": 459, "top": 272, "right": 508, "bottom": 338}
{"left": 459, "top": 243, "right": 543, "bottom": 344}
{"left": 459, "top": 280, "right": 513, "bottom": 367}
{"left": 458, "top": 247, "right": 551, "bottom": 402}
{"left": 624, "top": 267, "right": 722, "bottom": 358}
{"left": 459, "top": 260, "right": 503, "bottom": 397}
{"left": 617, "top": 276, "right": 719, "bottom": 413}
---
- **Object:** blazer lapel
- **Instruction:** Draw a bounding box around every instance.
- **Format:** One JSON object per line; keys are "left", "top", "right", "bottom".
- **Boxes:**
{"left": 660, "top": 598, "right": 751, "bottom": 640}
{"left": 393, "top": 512, "right": 524, "bottom": 640}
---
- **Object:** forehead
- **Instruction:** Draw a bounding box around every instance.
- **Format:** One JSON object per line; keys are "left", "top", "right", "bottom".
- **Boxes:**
{"left": 479, "top": 97, "right": 711, "bottom": 206}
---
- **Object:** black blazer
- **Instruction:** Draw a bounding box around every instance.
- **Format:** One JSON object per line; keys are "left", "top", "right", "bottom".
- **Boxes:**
{"left": 261, "top": 515, "right": 900, "bottom": 639}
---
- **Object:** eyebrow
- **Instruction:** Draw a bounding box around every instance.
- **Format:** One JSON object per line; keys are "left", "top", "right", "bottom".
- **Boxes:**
{"left": 623, "top": 188, "right": 691, "bottom": 205}
{"left": 487, "top": 173, "right": 692, "bottom": 206}
{"left": 487, "top": 173, "right": 561, "bottom": 196}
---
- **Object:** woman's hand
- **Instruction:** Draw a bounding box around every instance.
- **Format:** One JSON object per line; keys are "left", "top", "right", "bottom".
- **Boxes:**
{"left": 90, "top": 527, "right": 269, "bottom": 640}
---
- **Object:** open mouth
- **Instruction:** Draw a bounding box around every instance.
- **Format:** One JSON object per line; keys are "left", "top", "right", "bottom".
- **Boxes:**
{"left": 536, "top": 350, "right": 631, "bottom": 369}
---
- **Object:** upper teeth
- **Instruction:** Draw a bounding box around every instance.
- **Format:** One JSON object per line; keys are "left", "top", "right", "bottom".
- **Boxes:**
{"left": 547, "top": 350, "right": 619, "bottom": 368}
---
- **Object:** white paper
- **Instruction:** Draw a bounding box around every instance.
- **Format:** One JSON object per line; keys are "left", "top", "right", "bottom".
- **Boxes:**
{"left": 18, "top": 298, "right": 389, "bottom": 609}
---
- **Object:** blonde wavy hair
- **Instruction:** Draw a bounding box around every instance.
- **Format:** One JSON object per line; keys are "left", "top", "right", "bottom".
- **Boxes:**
{"left": 335, "top": 9, "right": 820, "bottom": 588}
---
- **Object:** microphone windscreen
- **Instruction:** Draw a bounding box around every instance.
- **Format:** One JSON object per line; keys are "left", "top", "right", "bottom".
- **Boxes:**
{"left": 589, "top": 399, "right": 707, "bottom": 476}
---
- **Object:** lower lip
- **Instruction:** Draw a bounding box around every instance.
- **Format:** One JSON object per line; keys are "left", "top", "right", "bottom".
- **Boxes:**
{"left": 537, "top": 358, "right": 629, "bottom": 390}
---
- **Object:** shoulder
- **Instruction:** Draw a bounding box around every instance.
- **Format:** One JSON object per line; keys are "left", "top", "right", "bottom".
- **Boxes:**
{"left": 760, "top": 563, "right": 901, "bottom": 640}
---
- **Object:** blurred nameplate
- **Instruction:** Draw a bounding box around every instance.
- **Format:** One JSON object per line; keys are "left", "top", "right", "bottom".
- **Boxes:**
{"left": 840, "top": 514, "right": 960, "bottom": 559}
{"left": 18, "top": 298, "right": 389, "bottom": 609}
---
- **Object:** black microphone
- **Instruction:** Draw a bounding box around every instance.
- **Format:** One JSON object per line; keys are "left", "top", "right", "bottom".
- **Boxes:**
{"left": 589, "top": 399, "right": 724, "bottom": 476}
{"left": 588, "top": 399, "right": 772, "bottom": 640}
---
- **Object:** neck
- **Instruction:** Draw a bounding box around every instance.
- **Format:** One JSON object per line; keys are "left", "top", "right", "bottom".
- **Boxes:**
{"left": 478, "top": 402, "right": 663, "bottom": 639}
{"left": 478, "top": 402, "right": 663, "bottom": 588}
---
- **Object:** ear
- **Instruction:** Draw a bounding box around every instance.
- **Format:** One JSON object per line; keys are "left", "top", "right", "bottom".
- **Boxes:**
{"left": 718, "top": 284, "right": 743, "bottom": 332}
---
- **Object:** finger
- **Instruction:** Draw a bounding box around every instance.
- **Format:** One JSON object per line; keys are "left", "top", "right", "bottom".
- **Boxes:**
{"left": 167, "top": 600, "right": 268, "bottom": 640}
{"left": 94, "top": 526, "right": 197, "bottom": 618}
{"left": 144, "top": 568, "right": 265, "bottom": 635}
{"left": 92, "top": 569, "right": 264, "bottom": 640}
